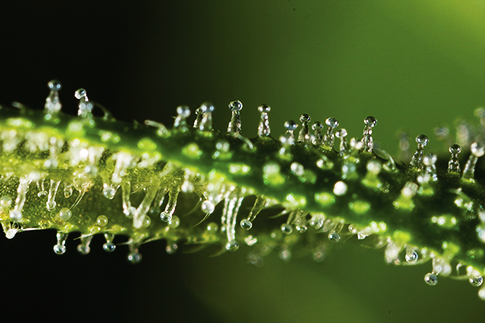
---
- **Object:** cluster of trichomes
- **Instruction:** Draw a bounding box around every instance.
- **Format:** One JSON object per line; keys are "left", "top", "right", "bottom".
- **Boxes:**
{"left": 1, "top": 80, "right": 485, "bottom": 299}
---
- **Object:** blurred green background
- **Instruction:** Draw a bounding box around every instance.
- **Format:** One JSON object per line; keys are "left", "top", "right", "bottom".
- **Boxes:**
{"left": 1, "top": 1, "right": 485, "bottom": 322}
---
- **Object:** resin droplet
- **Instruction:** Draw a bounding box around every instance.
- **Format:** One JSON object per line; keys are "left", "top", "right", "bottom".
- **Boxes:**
{"left": 53, "top": 232, "right": 68, "bottom": 255}
{"left": 470, "top": 276, "right": 484, "bottom": 287}
{"left": 312, "top": 122, "right": 323, "bottom": 146}
{"left": 335, "top": 128, "right": 348, "bottom": 156}
{"left": 193, "top": 107, "right": 204, "bottom": 129}
{"left": 323, "top": 117, "right": 339, "bottom": 148}
{"left": 240, "top": 219, "right": 253, "bottom": 230}
{"left": 257, "top": 104, "right": 271, "bottom": 137}
{"left": 173, "top": 105, "right": 190, "bottom": 130}
{"left": 58, "top": 208, "right": 72, "bottom": 221}
{"left": 197, "top": 102, "right": 215, "bottom": 131}
{"left": 44, "top": 80, "right": 62, "bottom": 119}
{"left": 409, "top": 134, "right": 429, "bottom": 168}
{"left": 361, "top": 116, "right": 377, "bottom": 152}
{"left": 424, "top": 273, "right": 438, "bottom": 286}
{"left": 462, "top": 142, "right": 485, "bottom": 181}
{"left": 423, "top": 153, "right": 438, "bottom": 182}
{"left": 77, "top": 235, "right": 93, "bottom": 255}
{"left": 280, "top": 223, "right": 293, "bottom": 234}
{"left": 103, "top": 233, "right": 116, "bottom": 252}
{"left": 96, "top": 215, "right": 108, "bottom": 227}
{"left": 284, "top": 120, "right": 297, "bottom": 139}
{"left": 201, "top": 200, "right": 215, "bottom": 214}
{"left": 448, "top": 144, "right": 462, "bottom": 173}
{"left": 405, "top": 247, "right": 418, "bottom": 263}
{"left": 227, "top": 100, "right": 243, "bottom": 135}
{"left": 298, "top": 114, "right": 311, "bottom": 143}
{"left": 127, "top": 251, "right": 142, "bottom": 264}
{"left": 75, "top": 88, "right": 93, "bottom": 118}
{"left": 221, "top": 193, "right": 244, "bottom": 252}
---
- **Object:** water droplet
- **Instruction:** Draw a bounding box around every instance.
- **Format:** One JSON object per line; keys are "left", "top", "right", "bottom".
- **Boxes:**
{"left": 127, "top": 251, "right": 142, "bottom": 264}
{"left": 284, "top": 120, "right": 298, "bottom": 131}
{"left": 240, "top": 219, "right": 253, "bottom": 230}
{"left": 328, "top": 231, "right": 341, "bottom": 242}
{"left": 290, "top": 162, "right": 304, "bottom": 176}
{"left": 103, "top": 186, "right": 116, "bottom": 199}
{"left": 280, "top": 223, "right": 293, "bottom": 234}
{"left": 124, "top": 206, "right": 136, "bottom": 218}
{"left": 225, "top": 240, "right": 239, "bottom": 252}
{"left": 298, "top": 114, "right": 311, "bottom": 143}
{"left": 463, "top": 142, "right": 485, "bottom": 180}
{"left": 470, "top": 276, "right": 484, "bottom": 287}
{"left": 424, "top": 273, "right": 438, "bottom": 286}
{"left": 58, "top": 208, "right": 72, "bottom": 221}
{"left": 96, "top": 215, "right": 108, "bottom": 227}
{"left": 201, "top": 200, "right": 215, "bottom": 214}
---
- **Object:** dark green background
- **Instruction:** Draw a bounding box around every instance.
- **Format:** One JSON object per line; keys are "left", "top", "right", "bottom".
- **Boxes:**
{"left": 1, "top": 1, "right": 485, "bottom": 322}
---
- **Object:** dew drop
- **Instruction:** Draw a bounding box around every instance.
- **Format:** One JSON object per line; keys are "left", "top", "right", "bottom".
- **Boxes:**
{"left": 279, "top": 249, "right": 291, "bottom": 261}
{"left": 58, "top": 208, "right": 72, "bottom": 221}
{"left": 470, "top": 276, "right": 483, "bottom": 287}
{"left": 74, "top": 88, "right": 87, "bottom": 100}
{"left": 225, "top": 240, "right": 239, "bottom": 252}
{"left": 333, "top": 181, "right": 347, "bottom": 196}
{"left": 424, "top": 273, "right": 438, "bottom": 286}
{"left": 240, "top": 219, "right": 253, "bottom": 230}
{"left": 280, "top": 223, "right": 293, "bottom": 234}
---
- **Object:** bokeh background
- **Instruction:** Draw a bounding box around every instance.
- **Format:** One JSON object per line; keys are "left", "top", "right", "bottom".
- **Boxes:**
{"left": 1, "top": 1, "right": 485, "bottom": 322}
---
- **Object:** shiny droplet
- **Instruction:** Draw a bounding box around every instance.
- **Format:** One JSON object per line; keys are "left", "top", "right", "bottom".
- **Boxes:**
{"left": 424, "top": 273, "right": 438, "bottom": 286}
{"left": 127, "top": 251, "right": 142, "bottom": 264}
{"left": 103, "top": 242, "right": 116, "bottom": 252}
{"left": 280, "top": 223, "right": 293, "bottom": 234}
{"left": 328, "top": 231, "right": 341, "bottom": 243}
{"left": 225, "top": 240, "right": 239, "bottom": 252}
{"left": 470, "top": 276, "right": 484, "bottom": 287}
{"left": 166, "top": 242, "right": 179, "bottom": 254}
{"left": 201, "top": 200, "right": 215, "bottom": 214}
{"left": 103, "top": 186, "right": 116, "bottom": 199}
{"left": 96, "top": 215, "right": 108, "bottom": 227}
{"left": 240, "top": 219, "right": 253, "bottom": 230}
{"left": 58, "top": 208, "right": 72, "bottom": 221}
{"left": 405, "top": 250, "right": 418, "bottom": 263}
